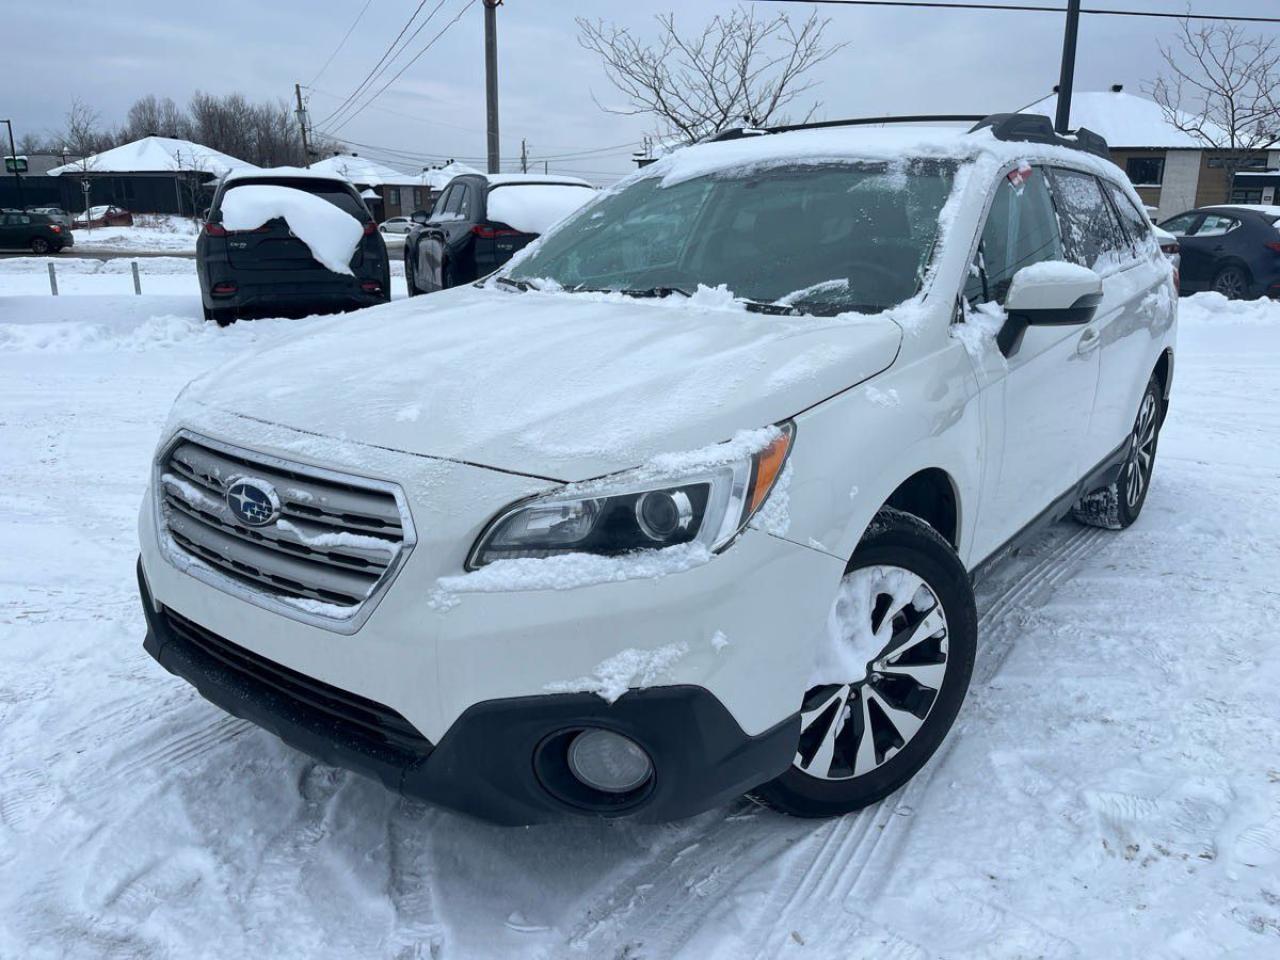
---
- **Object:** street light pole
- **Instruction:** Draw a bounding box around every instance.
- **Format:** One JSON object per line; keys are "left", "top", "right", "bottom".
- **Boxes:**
{"left": 1055, "top": 0, "right": 1082, "bottom": 134}
{"left": 2, "top": 119, "right": 24, "bottom": 210}
{"left": 483, "top": 0, "right": 501, "bottom": 174}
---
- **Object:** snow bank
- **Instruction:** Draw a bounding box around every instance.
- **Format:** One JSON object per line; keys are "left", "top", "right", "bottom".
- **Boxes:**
{"left": 485, "top": 184, "right": 594, "bottom": 235}
{"left": 219, "top": 185, "right": 362, "bottom": 275}
{"left": 1179, "top": 291, "right": 1280, "bottom": 325}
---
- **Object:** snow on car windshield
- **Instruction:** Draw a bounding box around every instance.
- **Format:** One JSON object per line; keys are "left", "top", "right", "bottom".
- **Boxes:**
{"left": 218, "top": 183, "right": 364, "bottom": 275}
{"left": 507, "top": 160, "right": 956, "bottom": 315}
{"left": 486, "top": 183, "right": 595, "bottom": 234}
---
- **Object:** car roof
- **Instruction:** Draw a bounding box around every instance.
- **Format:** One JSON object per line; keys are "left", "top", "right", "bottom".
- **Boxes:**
{"left": 483, "top": 174, "right": 594, "bottom": 188}
{"left": 1201, "top": 204, "right": 1280, "bottom": 218}
{"left": 223, "top": 166, "right": 352, "bottom": 186}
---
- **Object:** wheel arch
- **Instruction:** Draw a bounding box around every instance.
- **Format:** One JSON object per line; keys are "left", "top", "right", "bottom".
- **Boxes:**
{"left": 880, "top": 468, "right": 961, "bottom": 550}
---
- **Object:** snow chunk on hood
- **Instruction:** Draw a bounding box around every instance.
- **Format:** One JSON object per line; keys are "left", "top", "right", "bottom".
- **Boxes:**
{"left": 219, "top": 185, "right": 363, "bottom": 275}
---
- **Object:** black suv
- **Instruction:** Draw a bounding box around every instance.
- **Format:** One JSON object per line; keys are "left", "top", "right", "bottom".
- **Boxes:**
{"left": 404, "top": 174, "right": 594, "bottom": 294}
{"left": 0, "top": 210, "right": 73, "bottom": 254}
{"left": 197, "top": 173, "right": 390, "bottom": 325}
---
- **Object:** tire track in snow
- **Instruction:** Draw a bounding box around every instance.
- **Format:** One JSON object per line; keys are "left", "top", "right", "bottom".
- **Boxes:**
{"left": 563, "top": 523, "right": 1105, "bottom": 960}
{"left": 93, "top": 708, "right": 253, "bottom": 793}
{"left": 746, "top": 525, "right": 1104, "bottom": 958}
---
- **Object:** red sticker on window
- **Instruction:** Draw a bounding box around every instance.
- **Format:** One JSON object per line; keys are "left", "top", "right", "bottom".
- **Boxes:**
{"left": 1007, "top": 163, "right": 1034, "bottom": 189}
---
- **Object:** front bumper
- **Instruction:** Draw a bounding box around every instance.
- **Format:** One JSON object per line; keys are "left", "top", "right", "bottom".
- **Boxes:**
{"left": 139, "top": 560, "right": 798, "bottom": 824}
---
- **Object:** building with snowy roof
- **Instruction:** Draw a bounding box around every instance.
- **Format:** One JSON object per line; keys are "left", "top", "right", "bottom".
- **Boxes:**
{"left": 1023, "top": 87, "right": 1280, "bottom": 219}
{"left": 309, "top": 154, "right": 483, "bottom": 221}
{"left": 43, "top": 136, "right": 257, "bottom": 217}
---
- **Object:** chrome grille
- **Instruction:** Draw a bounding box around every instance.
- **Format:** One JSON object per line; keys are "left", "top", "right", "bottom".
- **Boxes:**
{"left": 157, "top": 433, "right": 414, "bottom": 629}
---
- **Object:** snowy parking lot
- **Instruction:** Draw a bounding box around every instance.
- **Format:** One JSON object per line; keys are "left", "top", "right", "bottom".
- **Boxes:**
{"left": 1, "top": 277, "right": 1278, "bottom": 958}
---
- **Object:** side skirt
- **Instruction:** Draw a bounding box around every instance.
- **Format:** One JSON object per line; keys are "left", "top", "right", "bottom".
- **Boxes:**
{"left": 970, "top": 438, "right": 1129, "bottom": 585}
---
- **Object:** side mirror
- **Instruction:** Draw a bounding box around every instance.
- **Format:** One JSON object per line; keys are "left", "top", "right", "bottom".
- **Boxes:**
{"left": 998, "top": 262, "right": 1103, "bottom": 357}
{"left": 411, "top": 210, "right": 428, "bottom": 224}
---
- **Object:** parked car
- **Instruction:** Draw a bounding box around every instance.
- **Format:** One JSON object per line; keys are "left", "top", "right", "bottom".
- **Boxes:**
{"left": 74, "top": 205, "right": 134, "bottom": 228}
{"left": 378, "top": 216, "right": 413, "bottom": 235}
{"left": 28, "top": 205, "right": 74, "bottom": 228}
{"left": 139, "top": 114, "right": 1175, "bottom": 825}
{"left": 196, "top": 168, "right": 390, "bottom": 325}
{"left": 1158, "top": 204, "right": 1280, "bottom": 299}
{"left": 0, "top": 210, "right": 73, "bottom": 253}
{"left": 403, "top": 173, "right": 594, "bottom": 294}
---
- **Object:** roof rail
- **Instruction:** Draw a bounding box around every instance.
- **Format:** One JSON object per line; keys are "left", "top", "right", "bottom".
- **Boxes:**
{"left": 968, "top": 113, "right": 1111, "bottom": 159}
{"left": 698, "top": 112, "right": 1111, "bottom": 159}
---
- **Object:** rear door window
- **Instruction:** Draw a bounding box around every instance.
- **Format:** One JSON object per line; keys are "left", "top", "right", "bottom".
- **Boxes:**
{"left": 1159, "top": 212, "right": 1200, "bottom": 237}
{"left": 1047, "top": 167, "right": 1130, "bottom": 269}
{"left": 965, "top": 166, "right": 1064, "bottom": 305}
{"left": 1193, "top": 214, "right": 1240, "bottom": 237}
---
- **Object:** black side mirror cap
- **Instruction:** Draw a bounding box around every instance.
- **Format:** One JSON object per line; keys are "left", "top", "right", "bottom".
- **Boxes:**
{"left": 998, "top": 293, "right": 1102, "bottom": 357}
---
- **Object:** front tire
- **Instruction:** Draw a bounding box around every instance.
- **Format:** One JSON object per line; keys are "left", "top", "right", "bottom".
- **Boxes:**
{"left": 1073, "top": 375, "right": 1163, "bottom": 530}
{"left": 750, "top": 509, "right": 977, "bottom": 818}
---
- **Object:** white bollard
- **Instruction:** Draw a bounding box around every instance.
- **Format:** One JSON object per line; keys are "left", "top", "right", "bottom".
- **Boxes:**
{"left": 48, "top": 262, "right": 58, "bottom": 296}
{"left": 132, "top": 260, "right": 142, "bottom": 295}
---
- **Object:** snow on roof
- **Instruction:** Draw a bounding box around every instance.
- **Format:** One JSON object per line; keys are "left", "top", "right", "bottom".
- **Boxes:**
{"left": 1203, "top": 204, "right": 1280, "bottom": 217}
{"left": 224, "top": 165, "right": 352, "bottom": 184}
{"left": 1021, "top": 90, "right": 1228, "bottom": 149}
{"left": 46, "top": 136, "right": 255, "bottom": 177}
{"left": 417, "top": 161, "right": 484, "bottom": 190}
{"left": 486, "top": 174, "right": 594, "bottom": 188}
{"left": 309, "top": 154, "right": 422, "bottom": 187}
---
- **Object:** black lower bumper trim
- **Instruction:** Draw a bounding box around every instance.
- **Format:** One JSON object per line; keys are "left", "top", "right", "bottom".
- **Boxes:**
{"left": 139, "top": 559, "right": 799, "bottom": 825}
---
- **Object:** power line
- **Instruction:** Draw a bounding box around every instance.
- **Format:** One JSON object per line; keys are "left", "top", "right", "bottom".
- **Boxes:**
{"left": 315, "top": 0, "right": 439, "bottom": 129}
{"left": 326, "top": 0, "right": 477, "bottom": 135}
{"left": 766, "top": 0, "right": 1280, "bottom": 22}
{"left": 309, "top": 0, "right": 375, "bottom": 87}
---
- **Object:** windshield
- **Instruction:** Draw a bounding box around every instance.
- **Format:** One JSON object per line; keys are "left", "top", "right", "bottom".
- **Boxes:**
{"left": 506, "top": 160, "right": 956, "bottom": 315}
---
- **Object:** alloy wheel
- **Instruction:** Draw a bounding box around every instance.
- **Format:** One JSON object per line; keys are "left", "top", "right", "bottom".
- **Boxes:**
{"left": 1125, "top": 391, "right": 1158, "bottom": 509}
{"left": 1214, "top": 268, "right": 1246, "bottom": 299}
{"left": 793, "top": 565, "right": 949, "bottom": 781}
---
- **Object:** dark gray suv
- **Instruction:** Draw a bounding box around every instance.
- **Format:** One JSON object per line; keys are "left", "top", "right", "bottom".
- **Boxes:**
{"left": 197, "top": 173, "right": 390, "bottom": 325}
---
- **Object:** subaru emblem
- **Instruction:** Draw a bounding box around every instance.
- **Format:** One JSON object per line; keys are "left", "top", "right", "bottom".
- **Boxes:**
{"left": 226, "top": 477, "right": 281, "bottom": 527}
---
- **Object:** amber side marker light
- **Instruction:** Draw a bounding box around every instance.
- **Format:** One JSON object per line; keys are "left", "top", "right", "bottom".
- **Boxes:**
{"left": 746, "top": 424, "right": 794, "bottom": 517}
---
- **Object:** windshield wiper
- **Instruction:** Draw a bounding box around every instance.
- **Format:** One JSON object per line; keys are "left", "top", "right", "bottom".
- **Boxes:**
{"left": 564, "top": 285, "right": 693, "bottom": 299}
{"left": 494, "top": 276, "right": 537, "bottom": 292}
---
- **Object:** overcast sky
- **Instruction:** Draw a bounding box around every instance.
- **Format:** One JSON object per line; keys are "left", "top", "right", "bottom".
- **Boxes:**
{"left": 7, "top": 1, "right": 1280, "bottom": 183}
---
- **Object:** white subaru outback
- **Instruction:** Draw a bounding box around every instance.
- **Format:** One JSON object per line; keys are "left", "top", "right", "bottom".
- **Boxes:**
{"left": 138, "top": 113, "right": 1176, "bottom": 824}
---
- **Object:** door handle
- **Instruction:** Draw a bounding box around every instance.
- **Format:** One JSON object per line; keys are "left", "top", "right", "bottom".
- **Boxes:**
{"left": 1077, "top": 327, "right": 1101, "bottom": 355}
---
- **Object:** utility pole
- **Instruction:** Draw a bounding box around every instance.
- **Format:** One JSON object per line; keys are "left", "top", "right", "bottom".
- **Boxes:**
{"left": 483, "top": 0, "right": 501, "bottom": 174}
{"left": 294, "top": 83, "right": 312, "bottom": 168}
{"left": 1055, "top": 0, "right": 1082, "bottom": 134}
{"left": 520, "top": 138, "right": 527, "bottom": 174}
{"left": 2, "top": 119, "right": 24, "bottom": 210}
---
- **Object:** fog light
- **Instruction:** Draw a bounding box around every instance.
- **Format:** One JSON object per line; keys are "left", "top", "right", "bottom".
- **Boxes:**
{"left": 567, "top": 729, "right": 653, "bottom": 793}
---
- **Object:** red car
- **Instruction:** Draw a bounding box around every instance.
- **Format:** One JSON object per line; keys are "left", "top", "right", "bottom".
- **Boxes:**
{"left": 74, "top": 205, "right": 134, "bottom": 228}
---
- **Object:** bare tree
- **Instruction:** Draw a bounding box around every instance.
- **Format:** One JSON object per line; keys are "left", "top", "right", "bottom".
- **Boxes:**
{"left": 1147, "top": 18, "right": 1280, "bottom": 150}
{"left": 125, "top": 95, "right": 189, "bottom": 141}
{"left": 578, "top": 6, "right": 845, "bottom": 145}
{"left": 60, "top": 99, "right": 114, "bottom": 156}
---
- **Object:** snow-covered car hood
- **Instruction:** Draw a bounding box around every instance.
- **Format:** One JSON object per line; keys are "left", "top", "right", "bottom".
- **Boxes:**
{"left": 181, "top": 285, "right": 903, "bottom": 480}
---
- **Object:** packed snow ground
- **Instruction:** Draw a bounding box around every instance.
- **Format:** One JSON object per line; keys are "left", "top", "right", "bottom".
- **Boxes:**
{"left": 69, "top": 215, "right": 202, "bottom": 255}
{"left": 0, "top": 288, "right": 1278, "bottom": 958}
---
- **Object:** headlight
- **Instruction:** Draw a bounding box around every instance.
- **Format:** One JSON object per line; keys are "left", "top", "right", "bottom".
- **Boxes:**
{"left": 467, "top": 422, "right": 794, "bottom": 569}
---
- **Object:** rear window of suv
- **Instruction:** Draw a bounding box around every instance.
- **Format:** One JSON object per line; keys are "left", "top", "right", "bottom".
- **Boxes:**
{"left": 218, "top": 178, "right": 368, "bottom": 220}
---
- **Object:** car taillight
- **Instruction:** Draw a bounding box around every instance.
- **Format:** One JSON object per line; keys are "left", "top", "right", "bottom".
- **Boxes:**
{"left": 205, "top": 222, "right": 227, "bottom": 237}
{"left": 1265, "top": 241, "right": 1280, "bottom": 253}
{"left": 363, "top": 221, "right": 377, "bottom": 236}
{"left": 360, "top": 280, "right": 383, "bottom": 293}
{"left": 471, "top": 223, "right": 522, "bottom": 239}
{"left": 211, "top": 281, "right": 237, "bottom": 296}
{"left": 49, "top": 224, "right": 62, "bottom": 234}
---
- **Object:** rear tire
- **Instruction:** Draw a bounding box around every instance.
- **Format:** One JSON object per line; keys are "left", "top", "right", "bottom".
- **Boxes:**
{"left": 749, "top": 508, "right": 977, "bottom": 818}
{"left": 30, "top": 237, "right": 50, "bottom": 254}
{"left": 441, "top": 259, "right": 455, "bottom": 290}
{"left": 1073, "top": 375, "right": 1163, "bottom": 530}
{"left": 405, "top": 251, "right": 421, "bottom": 297}
{"left": 1212, "top": 265, "right": 1250, "bottom": 300}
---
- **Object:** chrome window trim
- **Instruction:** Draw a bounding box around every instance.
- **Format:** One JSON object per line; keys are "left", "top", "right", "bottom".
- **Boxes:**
{"left": 153, "top": 429, "right": 418, "bottom": 635}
